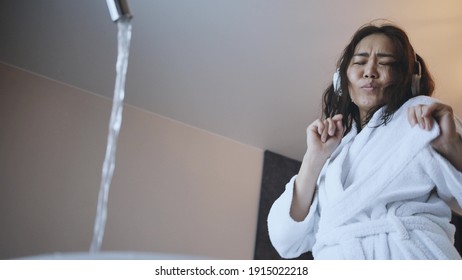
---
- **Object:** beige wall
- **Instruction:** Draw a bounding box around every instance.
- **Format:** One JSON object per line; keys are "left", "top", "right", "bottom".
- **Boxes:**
{"left": 0, "top": 63, "right": 264, "bottom": 259}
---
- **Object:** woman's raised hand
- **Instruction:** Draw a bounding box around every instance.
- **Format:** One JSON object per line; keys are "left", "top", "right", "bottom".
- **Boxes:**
{"left": 408, "top": 102, "right": 462, "bottom": 171}
{"left": 306, "top": 114, "right": 345, "bottom": 162}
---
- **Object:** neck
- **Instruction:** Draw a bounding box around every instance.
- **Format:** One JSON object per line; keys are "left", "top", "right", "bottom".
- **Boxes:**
{"left": 359, "top": 112, "right": 367, "bottom": 129}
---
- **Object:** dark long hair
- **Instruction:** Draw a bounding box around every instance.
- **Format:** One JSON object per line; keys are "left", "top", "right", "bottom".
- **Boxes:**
{"left": 322, "top": 23, "right": 435, "bottom": 133}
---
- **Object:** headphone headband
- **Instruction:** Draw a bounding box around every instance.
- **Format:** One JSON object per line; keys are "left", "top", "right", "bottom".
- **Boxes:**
{"left": 411, "top": 53, "right": 421, "bottom": 96}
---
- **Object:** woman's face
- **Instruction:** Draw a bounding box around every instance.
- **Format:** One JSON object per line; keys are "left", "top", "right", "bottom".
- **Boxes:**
{"left": 346, "top": 33, "right": 397, "bottom": 122}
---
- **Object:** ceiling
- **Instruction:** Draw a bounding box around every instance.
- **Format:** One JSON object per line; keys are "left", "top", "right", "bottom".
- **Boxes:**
{"left": 1, "top": 0, "right": 462, "bottom": 161}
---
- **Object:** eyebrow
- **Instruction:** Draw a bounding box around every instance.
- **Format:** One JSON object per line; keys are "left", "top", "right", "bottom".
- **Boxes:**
{"left": 353, "top": 52, "right": 396, "bottom": 59}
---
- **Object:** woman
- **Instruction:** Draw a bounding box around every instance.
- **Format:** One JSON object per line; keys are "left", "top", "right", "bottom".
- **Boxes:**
{"left": 267, "top": 22, "right": 462, "bottom": 259}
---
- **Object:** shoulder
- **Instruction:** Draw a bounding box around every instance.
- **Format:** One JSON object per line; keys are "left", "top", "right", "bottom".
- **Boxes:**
{"left": 388, "top": 96, "right": 441, "bottom": 123}
{"left": 401, "top": 95, "right": 441, "bottom": 109}
{"left": 379, "top": 96, "right": 440, "bottom": 139}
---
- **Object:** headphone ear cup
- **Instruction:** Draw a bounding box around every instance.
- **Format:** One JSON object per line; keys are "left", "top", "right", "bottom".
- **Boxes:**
{"left": 333, "top": 69, "right": 342, "bottom": 96}
{"left": 411, "top": 60, "right": 422, "bottom": 96}
{"left": 411, "top": 74, "right": 421, "bottom": 96}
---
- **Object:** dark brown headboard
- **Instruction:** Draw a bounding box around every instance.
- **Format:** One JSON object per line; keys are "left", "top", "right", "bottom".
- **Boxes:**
{"left": 254, "top": 150, "right": 312, "bottom": 259}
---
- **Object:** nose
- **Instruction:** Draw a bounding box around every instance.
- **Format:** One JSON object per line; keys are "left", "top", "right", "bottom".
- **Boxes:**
{"left": 363, "top": 62, "right": 378, "bottom": 79}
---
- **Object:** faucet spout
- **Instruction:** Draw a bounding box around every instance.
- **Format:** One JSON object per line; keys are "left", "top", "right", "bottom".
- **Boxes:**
{"left": 106, "top": 0, "right": 132, "bottom": 22}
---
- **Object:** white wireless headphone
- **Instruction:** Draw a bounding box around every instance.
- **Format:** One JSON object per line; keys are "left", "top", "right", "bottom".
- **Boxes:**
{"left": 332, "top": 68, "right": 342, "bottom": 96}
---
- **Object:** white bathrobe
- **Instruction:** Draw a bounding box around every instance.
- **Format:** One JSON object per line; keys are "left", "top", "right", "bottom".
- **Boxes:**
{"left": 268, "top": 96, "right": 462, "bottom": 259}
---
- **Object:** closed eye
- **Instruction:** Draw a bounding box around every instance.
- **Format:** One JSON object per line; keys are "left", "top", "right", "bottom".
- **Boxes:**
{"left": 378, "top": 61, "right": 395, "bottom": 66}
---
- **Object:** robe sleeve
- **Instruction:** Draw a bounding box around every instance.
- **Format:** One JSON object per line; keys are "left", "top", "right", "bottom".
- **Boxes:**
{"left": 267, "top": 175, "right": 320, "bottom": 258}
{"left": 426, "top": 117, "right": 462, "bottom": 211}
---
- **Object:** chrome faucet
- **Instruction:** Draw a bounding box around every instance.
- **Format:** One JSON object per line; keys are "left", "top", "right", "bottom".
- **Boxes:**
{"left": 106, "top": 0, "right": 132, "bottom": 22}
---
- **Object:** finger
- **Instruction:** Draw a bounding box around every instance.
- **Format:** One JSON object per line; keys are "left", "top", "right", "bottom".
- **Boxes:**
{"left": 423, "top": 102, "right": 453, "bottom": 120}
{"left": 331, "top": 115, "right": 344, "bottom": 136}
{"left": 414, "top": 105, "right": 425, "bottom": 129}
{"left": 407, "top": 107, "right": 418, "bottom": 127}
{"left": 421, "top": 103, "right": 440, "bottom": 118}
{"left": 334, "top": 118, "right": 345, "bottom": 136}
{"left": 320, "top": 120, "right": 329, "bottom": 142}
{"left": 333, "top": 115, "right": 344, "bottom": 133}
{"left": 309, "top": 119, "right": 325, "bottom": 142}
{"left": 424, "top": 116, "right": 432, "bottom": 130}
{"left": 420, "top": 106, "right": 434, "bottom": 130}
{"left": 327, "top": 118, "right": 336, "bottom": 136}
{"left": 332, "top": 114, "right": 343, "bottom": 121}
{"left": 315, "top": 119, "right": 325, "bottom": 136}
{"left": 421, "top": 103, "right": 452, "bottom": 131}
